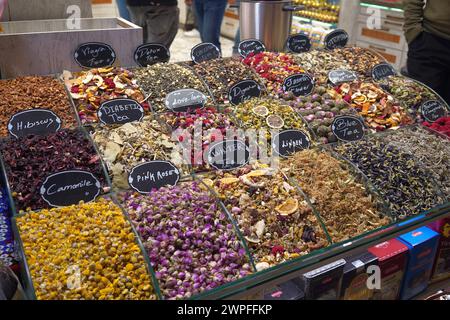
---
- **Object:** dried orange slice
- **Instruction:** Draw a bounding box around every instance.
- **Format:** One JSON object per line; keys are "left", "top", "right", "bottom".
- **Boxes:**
{"left": 275, "top": 198, "right": 299, "bottom": 216}
{"left": 266, "top": 115, "right": 284, "bottom": 129}
{"left": 219, "top": 177, "right": 240, "bottom": 185}
{"left": 252, "top": 105, "right": 269, "bottom": 117}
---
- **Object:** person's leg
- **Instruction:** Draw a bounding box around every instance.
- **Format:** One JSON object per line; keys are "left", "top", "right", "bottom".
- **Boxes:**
{"left": 127, "top": 6, "right": 148, "bottom": 43}
{"left": 193, "top": 0, "right": 205, "bottom": 42}
{"left": 143, "top": 5, "right": 180, "bottom": 49}
{"left": 232, "top": 27, "right": 240, "bottom": 56}
{"left": 201, "top": 0, "right": 228, "bottom": 51}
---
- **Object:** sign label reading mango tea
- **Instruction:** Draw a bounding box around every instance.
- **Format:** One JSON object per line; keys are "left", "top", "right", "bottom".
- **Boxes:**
{"left": 372, "top": 63, "right": 396, "bottom": 81}
{"left": 324, "top": 29, "right": 349, "bottom": 50}
{"left": 98, "top": 98, "right": 144, "bottom": 125}
{"left": 286, "top": 34, "right": 311, "bottom": 53}
{"left": 328, "top": 69, "right": 358, "bottom": 85}
{"left": 191, "top": 42, "right": 221, "bottom": 63}
{"left": 128, "top": 161, "right": 180, "bottom": 194}
{"left": 421, "top": 100, "right": 449, "bottom": 122}
{"left": 134, "top": 43, "right": 170, "bottom": 67}
{"left": 331, "top": 115, "right": 365, "bottom": 142}
{"left": 272, "top": 130, "right": 311, "bottom": 158}
{"left": 206, "top": 139, "right": 250, "bottom": 170}
{"left": 40, "top": 170, "right": 101, "bottom": 207}
{"left": 238, "top": 39, "right": 266, "bottom": 58}
{"left": 74, "top": 42, "right": 116, "bottom": 68}
{"left": 165, "top": 89, "right": 207, "bottom": 112}
{"left": 8, "top": 109, "right": 62, "bottom": 139}
{"left": 228, "top": 80, "right": 262, "bottom": 105}
{"left": 282, "top": 73, "right": 315, "bottom": 97}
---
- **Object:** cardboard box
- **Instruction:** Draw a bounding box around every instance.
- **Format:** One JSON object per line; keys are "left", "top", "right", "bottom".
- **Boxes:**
{"left": 367, "top": 239, "right": 408, "bottom": 300}
{"left": 340, "top": 251, "right": 378, "bottom": 300}
{"left": 299, "top": 259, "right": 346, "bottom": 300}
{"left": 428, "top": 217, "right": 450, "bottom": 282}
{"left": 398, "top": 226, "right": 440, "bottom": 300}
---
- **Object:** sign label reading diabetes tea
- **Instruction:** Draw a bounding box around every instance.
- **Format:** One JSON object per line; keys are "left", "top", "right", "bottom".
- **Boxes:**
{"left": 421, "top": 100, "right": 449, "bottom": 122}
{"left": 238, "top": 39, "right": 266, "bottom": 58}
{"left": 283, "top": 73, "right": 314, "bottom": 97}
{"left": 134, "top": 43, "right": 170, "bottom": 67}
{"left": 331, "top": 115, "right": 365, "bottom": 142}
{"left": 228, "top": 80, "right": 262, "bottom": 105}
{"left": 165, "top": 89, "right": 207, "bottom": 112}
{"left": 372, "top": 63, "right": 396, "bottom": 81}
{"left": 74, "top": 42, "right": 116, "bottom": 68}
{"left": 328, "top": 69, "right": 358, "bottom": 85}
{"left": 206, "top": 139, "right": 250, "bottom": 170}
{"left": 128, "top": 161, "right": 180, "bottom": 194}
{"left": 286, "top": 34, "right": 311, "bottom": 53}
{"left": 324, "top": 29, "right": 349, "bottom": 50}
{"left": 40, "top": 170, "right": 101, "bottom": 207}
{"left": 191, "top": 42, "right": 221, "bottom": 63}
{"left": 8, "top": 109, "right": 62, "bottom": 139}
{"left": 98, "top": 98, "right": 144, "bottom": 125}
{"left": 272, "top": 130, "right": 311, "bottom": 158}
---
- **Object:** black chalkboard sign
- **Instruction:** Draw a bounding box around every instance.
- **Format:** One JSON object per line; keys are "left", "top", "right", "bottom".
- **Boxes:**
{"left": 128, "top": 161, "right": 180, "bottom": 194}
{"left": 228, "top": 80, "right": 262, "bottom": 105}
{"left": 286, "top": 34, "right": 311, "bottom": 53}
{"left": 206, "top": 139, "right": 250, "bottom": 170}
{"left": 372, "top": 63, "right": 396, "bottom": 81}
{"left": 324, "top": 29, "right": 349, "bottom": 50}
{"left": 421, "top": 100, "right": 449, "bottom": 123}
{"left": 8, "top": 109, "right": 62, "bottom": 139}
{"left": 134, "top": 43, "right": 170, "bottom": 67}
{"left": 40, "top": 170, "right": 101, "bottom": 207}
{"left": 331, "top": 115, "right": 365, "bottom": 142}
{"left": 272, "top": 130, "right": 311, "bottom": 158}
{"left": 238, "top": 39, "right": 266, "bottom": 58}
{"left": 282, "top": 73, "right": 315, "bottom": 97}
{"left": 74, "top": 42, "right": 116, "bottom": 68}
{"left": 328, "top": 69, "right": 358, "bottom": 85}
{"left": 98, "top": 98, "right": 144, "bottom": 125}
{"left": 191, "top": 42, "right": 221, "bottom": 64}
{"left": 165, "top": 89, "right": 207, "bottom": 112}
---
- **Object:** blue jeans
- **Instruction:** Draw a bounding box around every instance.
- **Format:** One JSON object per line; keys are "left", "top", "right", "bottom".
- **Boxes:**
{"left": 194, "top": 0, "right": 228, "bottom": 51}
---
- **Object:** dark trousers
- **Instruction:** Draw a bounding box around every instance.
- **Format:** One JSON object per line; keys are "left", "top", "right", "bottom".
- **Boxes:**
{"left": 407, "top": 32, "right": 450, "bottom": 105}
{"left": 193, "top": 0, "right": 228, "bottom": 51}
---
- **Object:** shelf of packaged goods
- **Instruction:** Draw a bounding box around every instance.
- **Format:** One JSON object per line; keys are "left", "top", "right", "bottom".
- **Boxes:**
{"left": 193, "top": 203, "right": 450, "bottom": 300}
{"left": 292, "top": 15, "right": 337, "bottom": 30}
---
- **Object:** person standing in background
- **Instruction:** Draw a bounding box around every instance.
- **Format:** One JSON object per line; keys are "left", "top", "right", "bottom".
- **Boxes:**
{"left": 404, "top": 0, "right": 450, "bottom": 105}
{"left": 187, "top": 0, "right": 228, "bottom": 51}
{"left": 126, "top": 0, "right": 180, "bottom": 49}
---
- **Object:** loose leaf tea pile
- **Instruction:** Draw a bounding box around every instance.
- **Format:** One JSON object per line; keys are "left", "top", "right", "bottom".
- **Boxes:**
{"left": 423, "top": 116, "right": 450, "bottom": 137}
{"left": 134, "top": 63, "right": 212, "bottom": 112}
{"left": 208, "top": 164, "right": 328, "bottom": 269}
{"left": 280, "top": 149, "right": 390, "bottom": 242}
{"left": 0, "top": 76, "right": 78, "bottom": 136}
{"left": 120, "top": 182, "right": 252, "bottom": 299}
{"left": 335, "top": 137, "right": 446, "bottom": 219}
{"left": 0, "top": 129, "right": 107, "bottom": 211}
{"left": 16, "top": 199, "right": 156, "bottom": 300}
{"left": 66, "top": 67, "right": 146, "bottom": 124}
{"left": 334, "top": 47, "right": 384, "bottom": 79}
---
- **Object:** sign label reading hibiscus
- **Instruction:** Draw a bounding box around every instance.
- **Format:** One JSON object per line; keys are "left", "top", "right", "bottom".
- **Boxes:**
{"left": 8, "top": 109, "right": 62, "bottom": 139}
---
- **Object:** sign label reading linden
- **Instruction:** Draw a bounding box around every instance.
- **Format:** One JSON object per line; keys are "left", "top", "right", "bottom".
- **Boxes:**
{"left": 128, "top": 161, "right": 180, "bottom": 194}
{"left": 421, "top": 100, "right": 449, "bottom": 123}
{"left": 331, "top": 115, "right": 365, "bottom": 142}
{"left": 40, "top": 170, "right": 101, "bottom": 207}
{"left": 372, "top": 63, "right": 396, "bottom": 81}
{"left": 165, "top": 89, "right": 207, "bottom": 112}
{"left": 228, "top": 80, "right": 262, "bottom": 105}
{"left": 8, "top": 109, "right": 62, "bottom": 139}
{"left": 134, "top": 43, "right": 170, "bottom": 66}
{"left": 272, "top": 130, "right": 311, "bottom": 158}
{"left": 206, "top": 139, "right": 250, "bottom": 170}
{"left": 98, "top": 98, "right": 144, "bottom": 125}
{"left": 74, "top": 42, "right": 116, "bottom": 68}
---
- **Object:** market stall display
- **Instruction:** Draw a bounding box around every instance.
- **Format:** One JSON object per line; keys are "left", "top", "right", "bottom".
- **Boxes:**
{"left": 65, "top": 67, "right": 147, "bottom": 124}
{"left": 293, "top": 0, "right": 340, "bottom": 24}
{"left": 334, "top": 47, "right": 384, "bottom": 79}
{"left": 15, "top": 198, "right": 157, "bottom": 300}
{"left": 423, "top": 117, "right": 450, "bottom": 137}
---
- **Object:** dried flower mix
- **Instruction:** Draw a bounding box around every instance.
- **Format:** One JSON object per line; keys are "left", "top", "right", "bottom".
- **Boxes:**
{"left": 16, "top": 198, "right": 156, "bottom": 300}
{"left": 65, "top": 67, "right": 146, "bottom": 124}
{"left": 91, "top": 116, "right": 183, "bottom": 189}
{"left": 193, "top": 58, "right": 265, "bottom": 104}
{"left": 134, "top": 63, "right": 212, "bottom": 112}
{"left": 0, "top": 129, "right": 108, "bottom": 211}
{"left": 242, "top": 52, "right": 305, "bottom": 94}
{"left": 330, "top": 82, "right": 413, "bottom": 131}
{"left": 120, "top": 182, "right": 252, "bottom": 299}
{"left": 334, "top": 47, "right": 384, "bottom": 79}
{"left": 208, "top": 164, "right": 328, "bottom": 268}
{"left": 382, "top": 126, "right": 450, "bottom": 198}
{"left": 0, "top": 76, "right": 78, "bottom": 137}
{"left": 423, "top": 116, "right": 450, "bottom": 137}
{"left": 280, "top": 149, "right": 390, "bottom": 242}
{"left": 335, "top": 137, "right": 446, "bottom": 219}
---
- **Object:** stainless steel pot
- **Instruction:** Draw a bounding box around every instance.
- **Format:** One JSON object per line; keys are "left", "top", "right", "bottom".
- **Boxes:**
{"left": 239, "top": 0, "right": 303, "bottom": 52}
